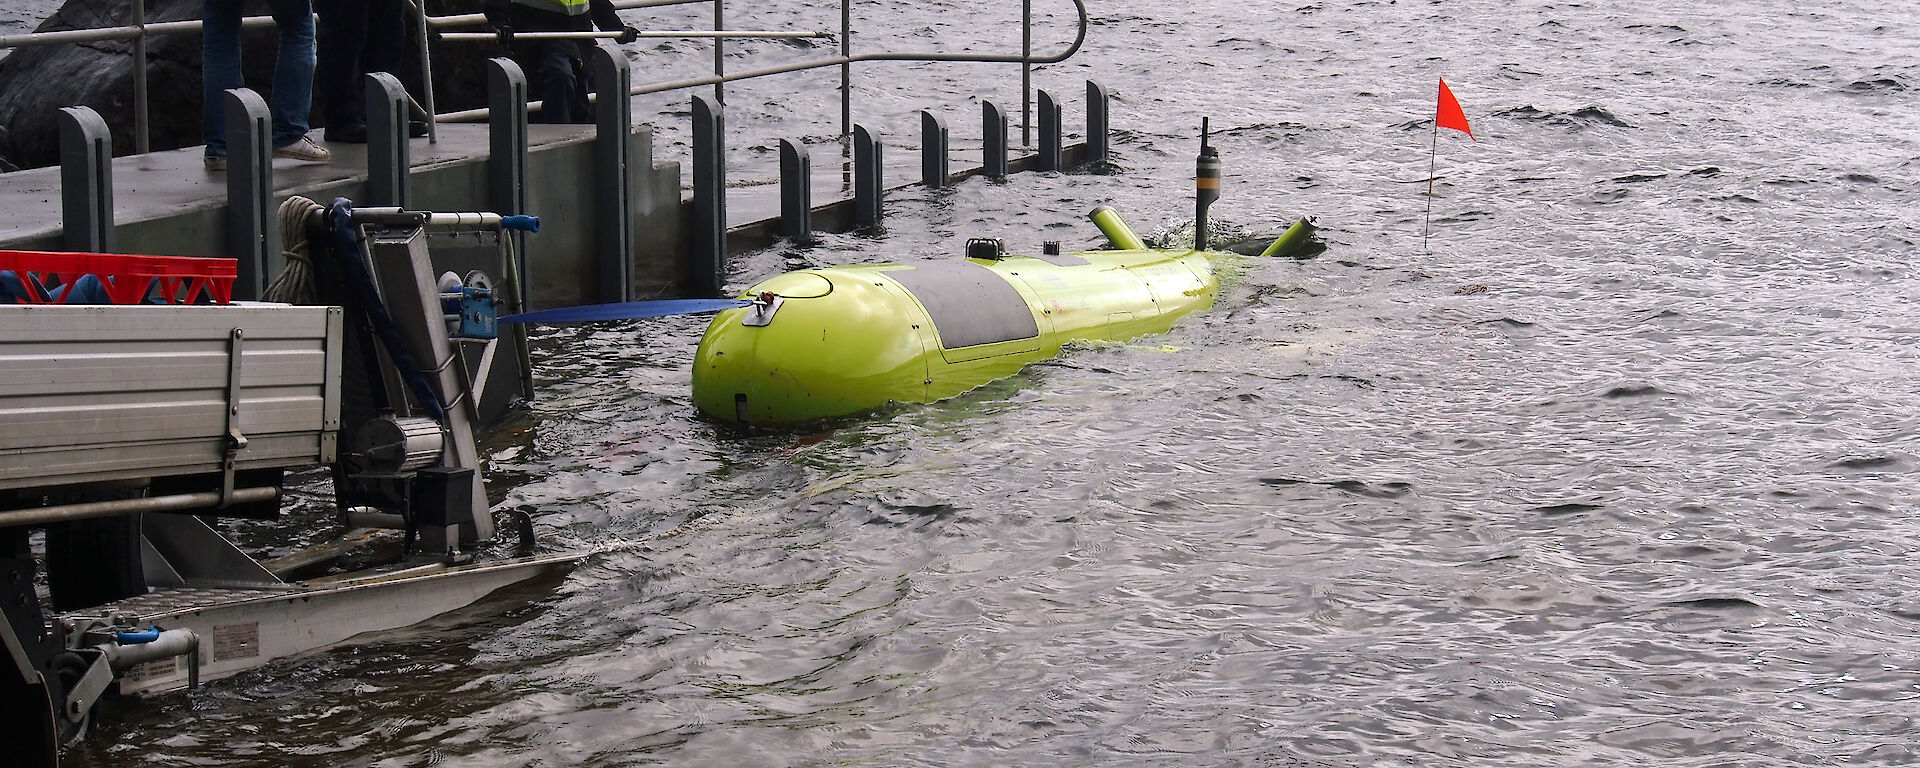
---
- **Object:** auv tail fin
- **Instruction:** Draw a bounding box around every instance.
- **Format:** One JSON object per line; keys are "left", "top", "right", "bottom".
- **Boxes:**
{"left": 1258, "top": 217, "right": 1320, "bottom": 258}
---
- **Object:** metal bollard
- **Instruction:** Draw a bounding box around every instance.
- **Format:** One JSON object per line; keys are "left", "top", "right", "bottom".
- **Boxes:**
{"left": 853, "top": 124, "right": 882, "bottom": 227}
{"left": 983, "top": 101, "right": 1008, "bottom": 180}
{"left": 57, "top": 106, "right": 114, "bottom": 253}
{"left": 224, "top": 88, "right": 272, "bottom": 300}
{"left": 487, "top": 57, "right": 531, "bottom": 303}
{"left": 779, "top": 139, "right": 812, "bottom": 241}
{"left": 1086, "top": 80, "right": 1111, "bottom": 168}
{"left": 366, "top": 72, "right": 410, "bottom": 208}
{"left": 921, "top": 110, "right": 948, "bottom": 188}
{"left": 591, "top": 44, "right": 633, "bottom": 303}
{"left": 691, "top": 93, "right": 726, "bottom": 297}
{"left": 1037, "top": 89, "right": 1062, "bottom": 172}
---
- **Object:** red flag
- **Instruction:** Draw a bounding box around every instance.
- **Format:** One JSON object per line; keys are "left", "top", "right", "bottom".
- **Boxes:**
{"left": 1436, "top": 78, "right": 1474, "bottom": 140}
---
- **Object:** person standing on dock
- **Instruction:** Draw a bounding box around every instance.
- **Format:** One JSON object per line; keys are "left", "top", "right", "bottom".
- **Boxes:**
{"left": 485, "top": 0, "right": 639, "bottom": 124}
{"left": 201, "top": 0, "right": 332, "bottom": 170}
{"left": 316, "top": 0, "right": 425, "bottom": 142}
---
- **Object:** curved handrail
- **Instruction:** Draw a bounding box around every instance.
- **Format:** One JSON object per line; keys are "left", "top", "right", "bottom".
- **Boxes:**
{"left": 852, "top": 0, "right": 1087, "bottom": 66}
{"left": 2, "top": 0, "right": 1090, "bottom": 142}
{"left": 438, "top": 0, "right": 1086, "bottom": 121}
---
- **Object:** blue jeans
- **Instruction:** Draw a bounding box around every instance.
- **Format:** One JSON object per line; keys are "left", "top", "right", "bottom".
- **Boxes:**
{"left": 202, "top": 0, "right": 317, "bottom": 156}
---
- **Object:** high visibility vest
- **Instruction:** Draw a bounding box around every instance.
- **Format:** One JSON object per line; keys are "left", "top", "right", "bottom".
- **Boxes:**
{"left": 510, "top": 0, "right": 589, "bottom": 15}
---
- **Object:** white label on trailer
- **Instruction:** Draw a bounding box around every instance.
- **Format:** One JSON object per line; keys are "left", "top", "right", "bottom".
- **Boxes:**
{"left": 213, "top": 622, "right": 260, "bottom": 661}
{"left": 121, "top": 657, "right": 178, "bottom": 685}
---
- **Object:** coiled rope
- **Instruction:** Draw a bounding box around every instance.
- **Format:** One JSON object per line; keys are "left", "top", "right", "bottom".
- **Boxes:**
{"left": 263, "top": 195, "right": 326, "bottom": 304}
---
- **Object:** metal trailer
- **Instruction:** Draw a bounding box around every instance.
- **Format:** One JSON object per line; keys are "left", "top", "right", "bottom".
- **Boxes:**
{"left": 0, "top": 204, "right": 575, "bottom": 767}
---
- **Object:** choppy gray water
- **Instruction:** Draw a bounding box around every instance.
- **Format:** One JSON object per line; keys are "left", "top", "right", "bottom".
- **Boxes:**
{"left": 34, "top": 0, "right": 1920, "bottom": 764}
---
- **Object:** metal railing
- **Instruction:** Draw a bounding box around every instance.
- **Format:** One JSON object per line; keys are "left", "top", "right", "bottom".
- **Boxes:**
{"left": 0, "top": 0, "right": 1086, "bottom": 158}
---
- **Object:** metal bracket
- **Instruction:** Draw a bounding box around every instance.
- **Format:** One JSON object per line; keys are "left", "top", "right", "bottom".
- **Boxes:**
{"left": 450, "top": 337, "right": 494, "bottom": 424}
{"left": 742, "top": 295, "right": 784, "bottom": 327}
{"left": 61, "top": 648, "right": 112, "bottom": 725}
{"left": 221, "top": 328, "right": 249, "bottom": 507}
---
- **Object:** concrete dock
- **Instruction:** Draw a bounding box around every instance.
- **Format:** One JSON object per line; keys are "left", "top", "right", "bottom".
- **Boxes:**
{"left": 1, "top": 82, "right": 1106, "bottom": 311}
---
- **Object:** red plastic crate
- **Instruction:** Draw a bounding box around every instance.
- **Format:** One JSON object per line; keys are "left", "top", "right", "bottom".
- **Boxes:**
{"left": 0, "top": 250, "right": 237, "bottom": 305}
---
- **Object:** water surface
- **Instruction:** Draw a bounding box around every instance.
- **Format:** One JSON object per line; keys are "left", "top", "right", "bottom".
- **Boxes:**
{"left": 45, "top": 0, "right": 1920, "bottom": 765}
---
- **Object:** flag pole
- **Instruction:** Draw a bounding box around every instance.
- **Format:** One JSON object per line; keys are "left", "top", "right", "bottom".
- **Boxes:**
{"left": 1425, "top": 97, "right": 1438, "bottom": 254}
{"left": 1426, "top": 77, "right": 1474, "bottom": 254}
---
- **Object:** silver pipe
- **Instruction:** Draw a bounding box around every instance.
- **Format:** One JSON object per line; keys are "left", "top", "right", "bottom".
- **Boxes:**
{"left": 148, "top": 17, "right": 280, "bottom": 34}
{"left": 643, "top": 29, "right": 826, "bottom": 38}
{"left": 102, "top": 629, "right": 197, "bottom": 670}
{"left": 0, "top": 487, "right": 279, "bottom": 528}
{"left": 0, "top": 25, "right": 143, "bottom": 48}
{"left": 0, "top": 16, "right": 279, "bottom": 50}
{"left": 435, "top": 30, "right": 827, "bottom": 42}
{"left": 427, "top": 0, "right": 707, "bottom": 29}
{"left": 424, "top": 211, "right": 503, "bottom": 228}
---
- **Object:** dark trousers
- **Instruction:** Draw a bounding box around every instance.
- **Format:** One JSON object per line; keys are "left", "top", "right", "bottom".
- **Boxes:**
{"left": 519, "top": 40, "right": 593, "bottom": 124}
{"left": 316, "top": 0, "right": 407, "bottom": 129}
{"left": 494, "top": 6, "right": 596, "bottom": 124}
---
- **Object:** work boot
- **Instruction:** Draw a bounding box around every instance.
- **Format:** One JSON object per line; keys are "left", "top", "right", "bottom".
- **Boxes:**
{"left": 274, "top": 136, "right": 332, "bottom": 162}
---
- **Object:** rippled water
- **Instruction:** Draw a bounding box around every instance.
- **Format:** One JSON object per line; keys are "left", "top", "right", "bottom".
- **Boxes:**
{"left": 47, "top": 0, "right": 1920, "bottom": 765}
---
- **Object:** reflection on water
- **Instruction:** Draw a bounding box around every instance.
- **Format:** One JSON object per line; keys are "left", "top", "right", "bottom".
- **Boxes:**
{"left": 55, "top": 0, "right": 1920, "bottom": 764}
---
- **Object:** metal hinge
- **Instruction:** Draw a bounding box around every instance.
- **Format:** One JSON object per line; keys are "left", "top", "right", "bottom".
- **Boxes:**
{"left": 221, "top": 328, "right": 249, "bottom": 507}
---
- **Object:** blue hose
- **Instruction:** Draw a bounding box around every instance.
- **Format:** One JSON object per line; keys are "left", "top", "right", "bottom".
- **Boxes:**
{"left": 115, "top": 626, "right": 162, "bottom": 644}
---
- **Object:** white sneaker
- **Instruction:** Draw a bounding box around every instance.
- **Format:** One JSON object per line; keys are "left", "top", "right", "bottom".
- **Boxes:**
{"left": 273, "top": 135, "right": 331, "bottom": 162}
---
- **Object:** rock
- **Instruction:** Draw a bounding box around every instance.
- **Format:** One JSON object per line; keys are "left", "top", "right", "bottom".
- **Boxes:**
{"left": 0, "top": 0, "right": 497, "bottom": 171}
{"left": 0, "top": 0, "right": 209, "bottom": 170}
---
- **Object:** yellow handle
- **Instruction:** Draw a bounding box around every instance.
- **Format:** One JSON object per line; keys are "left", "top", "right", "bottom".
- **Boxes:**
{"left": 1089, "top": 205, "right": 1147, "bottom": 250}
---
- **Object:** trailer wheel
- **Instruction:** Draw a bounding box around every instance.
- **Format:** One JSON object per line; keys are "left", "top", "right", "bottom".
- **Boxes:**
{"left": 45, "top": 504, "right": 146, "bottom": 611}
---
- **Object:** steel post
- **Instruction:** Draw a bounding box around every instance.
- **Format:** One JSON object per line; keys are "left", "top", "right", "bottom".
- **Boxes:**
{"left": 921, "top": 110, "right": 948, "bottom": 188}
{"left": 779, "top": 139, "right": 812, "bottom": 240}
{"left": 487, "top": 58, "right": 530, "bottom": 302}
{"left": 1037, "top": 89, "right": 1061, "bottom": 171}
{"left": 367, "top": 72, "right": 411, "bottom": 208}
{"left": 691, "top": 93, "right": 726, "bottom": 296}
{"left": 839, "top": 0, "right": 851, "bottom": 142}
{"left": 131, "top": 0, "right": 148, "bottom": 154}
{"left": 413, "top": 0, "right": 439, "bottom": 143}
{"left": 982, "top": 100, "right": 1008, "bottom": 180}
{"left": 591, "top": 45, "right": 634, "bottom": 303}
{"left": 1021, "top": 0, "right": 1031, "bottom": 145}
{"left": 1086, "top": 80, "right": 1110, "bottom": 167}
{"left": 712, "top": 0, "right": 725, "bottom": 104}
{"left": 57, "top": 107, "right": 113, "bottom": 253}
{"left": 223, "top": 88, "right": 272, "bottom": 301}
{"left": 854, "top": 124, "right": 882, "bottom": 226}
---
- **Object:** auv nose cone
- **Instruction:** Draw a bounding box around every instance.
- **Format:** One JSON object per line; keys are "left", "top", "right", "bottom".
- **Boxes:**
{"left": 691, "top": 270, "right": 931, "bottom": 426}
